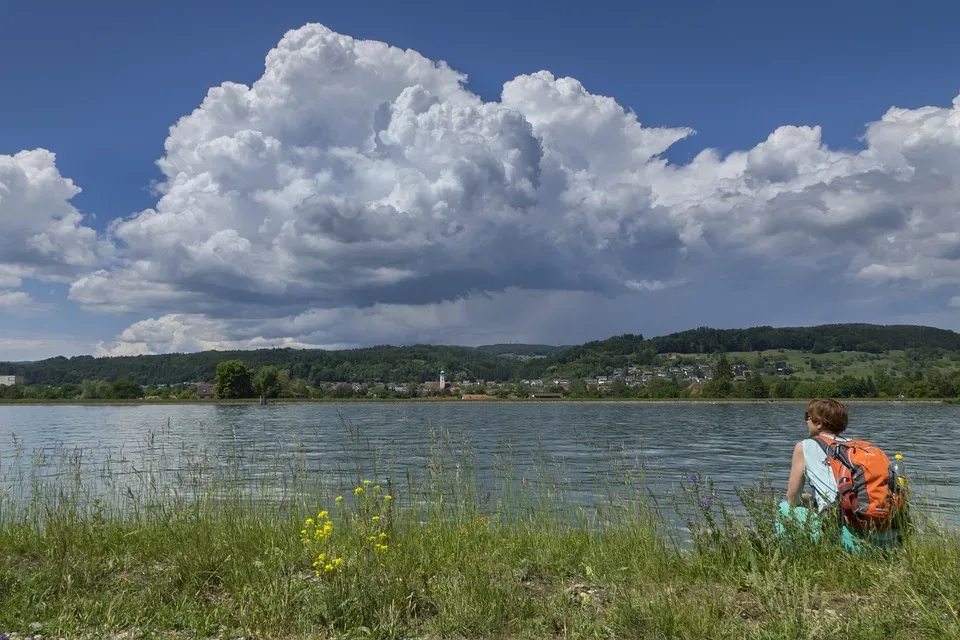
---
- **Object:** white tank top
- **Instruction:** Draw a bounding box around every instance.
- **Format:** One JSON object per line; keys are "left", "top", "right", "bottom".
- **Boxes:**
{"left": 801, "top": 433, "right": 851, "bottom": 512}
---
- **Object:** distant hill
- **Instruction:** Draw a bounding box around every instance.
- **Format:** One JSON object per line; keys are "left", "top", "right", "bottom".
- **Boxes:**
{"left": 647, "top": 324, "right": 960, "bottom": 354}
{"left": 515, "top": 324, "right": 960, "bottom": 379}
{"left": 2, "top": 323, "right": 958, "bottom": 386}
{"left": 473, "top": 344, "right": 568, "bottom": 358}
{"left": 0, "top": 345, "right": 516, "bottom": 387}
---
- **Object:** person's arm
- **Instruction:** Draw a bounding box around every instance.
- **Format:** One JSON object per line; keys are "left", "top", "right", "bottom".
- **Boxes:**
{"left": 786, "top": 441, "right": 806, "bottom": 506}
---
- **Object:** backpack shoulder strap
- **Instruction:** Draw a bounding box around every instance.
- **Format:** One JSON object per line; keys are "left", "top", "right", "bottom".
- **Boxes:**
{"left": 811, "top": 435, "right": 855, "bottom": 471}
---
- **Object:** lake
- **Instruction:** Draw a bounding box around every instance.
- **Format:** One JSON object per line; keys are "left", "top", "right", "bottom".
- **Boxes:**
{"left": 1, "top": 401, "right": 957, "bottom": 527}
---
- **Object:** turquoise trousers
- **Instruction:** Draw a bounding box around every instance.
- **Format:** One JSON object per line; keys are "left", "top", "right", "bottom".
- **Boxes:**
{"left": 775, "top": 501, "right": 898, "bottom": 553}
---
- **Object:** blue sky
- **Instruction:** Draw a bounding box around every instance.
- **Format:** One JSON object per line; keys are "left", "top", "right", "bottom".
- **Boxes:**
{"left": 1, "top": 0, "right": 959, "bottom": 360}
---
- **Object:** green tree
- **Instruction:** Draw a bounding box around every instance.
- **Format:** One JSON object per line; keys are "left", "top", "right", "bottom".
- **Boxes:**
{"left": 514, "top": 382, "right": 532, "bottom": 398}
{"left": 80, "top": 379, "right": 109, "bottom": 400}
{"left": 287, "top": 377, "right": 311, "bottom": 398}
{"left": 706, "top": 354, "right": 733, "bottom": 397}
{"left": 0, "top": 384, "right": 24, "bottom": 400}
{"left": 752, "top": 352, "right": 766, "bottom": 375}
{"left": 743, "top": 372, "right": 768, "bottom": 398}
{"left": 252, "top": 366, "right": 282, "bottom": 399}
{"left": 215, "top": 360, "right": 254, "bottom": 399}
{"left": 642, "top": 377, "right": 681, "bottom": 399}
{"left": 607, "top": 377, "right": 631, "bottom": 398}
{"left": 60, "top": 383, "right": 80, "bottom": 399}
{"left": 769, "top": 378, "right": 797, "bottom": 398}
{"left": 110, "top": 379, "right": 143, "bottom": 399}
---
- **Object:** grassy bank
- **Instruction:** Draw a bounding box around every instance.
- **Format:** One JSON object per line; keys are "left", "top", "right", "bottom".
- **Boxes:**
{"left": 0, "top": 432, "right": 957, "bottom": 639}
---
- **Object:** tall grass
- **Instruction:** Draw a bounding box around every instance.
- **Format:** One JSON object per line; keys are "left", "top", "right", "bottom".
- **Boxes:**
{"left": 0, "top": 423, "right": 957, "bottom": 639}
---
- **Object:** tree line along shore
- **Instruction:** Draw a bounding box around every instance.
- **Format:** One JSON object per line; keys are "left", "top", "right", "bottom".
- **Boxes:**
{"left": 3, "top": 323, "right": 960, "bottom": 402}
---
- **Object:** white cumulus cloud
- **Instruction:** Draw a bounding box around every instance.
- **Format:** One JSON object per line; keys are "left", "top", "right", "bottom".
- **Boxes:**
{"left": 0, "top": 291, "right": 33, "bottom": 309}
{"left": 39, "top": 22, "right": 960, "bottom": 354}
{"left": 0, "top": 150, "right": 108, "bottom": 310}
{"left": 70, "top": 24, "right": 693, "bottom": 321}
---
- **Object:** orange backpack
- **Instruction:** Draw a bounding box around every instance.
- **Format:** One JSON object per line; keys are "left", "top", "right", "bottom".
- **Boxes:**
{"left": 812, "top": 435, "right": 905, "bottom": 532}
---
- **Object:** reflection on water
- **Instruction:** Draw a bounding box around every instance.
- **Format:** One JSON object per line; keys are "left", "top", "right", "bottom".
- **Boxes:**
{"left": 0, "top": 401, "right": 957, "bottom": 527}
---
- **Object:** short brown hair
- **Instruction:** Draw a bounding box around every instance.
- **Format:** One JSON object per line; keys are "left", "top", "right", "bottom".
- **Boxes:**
{"left": 806, "top": 398, "right": 848, "bottom": 434}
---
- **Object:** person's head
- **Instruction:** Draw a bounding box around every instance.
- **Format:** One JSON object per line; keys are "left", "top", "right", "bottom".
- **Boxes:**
{"left": 805, "top": 398, "right": 848, "bottom": 436}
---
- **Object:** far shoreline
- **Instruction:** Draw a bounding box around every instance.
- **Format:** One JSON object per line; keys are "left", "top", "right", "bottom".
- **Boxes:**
{"left": 0, "top": 397, "right": 952, "bottom": 406}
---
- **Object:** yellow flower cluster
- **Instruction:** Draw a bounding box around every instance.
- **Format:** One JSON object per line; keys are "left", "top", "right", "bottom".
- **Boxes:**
{"left": 367, "top": 528, "right": 390, "bottom": 554}
{"left": 300, "top": 481, "right": 396, "bottom": 580}
{"left": 351, "top": 481, "right": 393, "bottom": 501}
{"left": 300, "top": 511, "right": 334, "bottom": 542}
{"left": 302, "top": 508, "right": 343, "bottom": 577}
{"left": 311, "top": 552, "right": 344, "bottom": 576}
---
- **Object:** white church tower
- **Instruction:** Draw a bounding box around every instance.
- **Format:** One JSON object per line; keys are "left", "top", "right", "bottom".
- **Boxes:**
{"left": 439, "top": 370, "right": 446, "bottom": 387}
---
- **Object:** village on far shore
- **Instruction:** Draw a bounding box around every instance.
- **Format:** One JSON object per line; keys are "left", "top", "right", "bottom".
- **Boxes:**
{"left": 132, "top": 358, "right": 756, "bottom": 400}
{"left": 285, "top": 359, "right": 732, "bottom": 400}
{"left": 2, "top": 360, "right": 735, "bottom": 400}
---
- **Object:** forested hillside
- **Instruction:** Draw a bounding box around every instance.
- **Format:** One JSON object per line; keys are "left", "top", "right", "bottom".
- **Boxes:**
{"left": 648, "top": 324, "right": 960, "bottom": 354}
{"left": 2, "top": 323, "right": 959, "bottom": 386}
{"left": 516, "top": 324, "right": 960, "bottom": 379}
{"left": 473, "top": 344, "right": 566, "bottom": 357}
{"left": 0, "top": 345, "right": 515, "bottom": 386}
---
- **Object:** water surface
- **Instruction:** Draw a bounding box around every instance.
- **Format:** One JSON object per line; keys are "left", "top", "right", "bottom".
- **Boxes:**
{"left": 1, "top": 402, "right": 956, "bottom": 526}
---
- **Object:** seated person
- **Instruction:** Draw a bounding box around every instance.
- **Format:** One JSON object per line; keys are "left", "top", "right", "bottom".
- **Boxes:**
{"left": 781, "top": 398, "right": 901, "bottom": 552}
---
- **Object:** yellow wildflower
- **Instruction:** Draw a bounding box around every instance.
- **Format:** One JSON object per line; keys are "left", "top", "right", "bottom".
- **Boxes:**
{"left": 354, "top": 487, "right": 363, "bottom": 495}
{"left": 305, "top": 518, "right": 314, "bottom": 526}
{"left": 363, "top": 480, "right": 371, "bottom": 486}
{"left": 378, "top": 532, "right": 387, "bottom": 539}
{"left": 334, "top": 557, "right": 343, "bottom": 567}
{"left": 372, "top": 515, "right": 380, "bottom": 522}
{"left": 318, "top": 510, "right": 329, "bottom": 519}
{"left": 374, "top": 484, "right": 381, "bottom": 491}
{"left": 300, "top": 529, "right": 307, "bottom": 536}
{"left": 335, "top": 495, "right": 344, "bottom": 502}
{"left": 368, "top": 535, "right": 376, "bottom": 542}
{"left": 384, "top": 495, "right": 392, "bottom": 501}
{"left": 317, "top": 553, "right": 326, "bottom": 562}
{"left": 324, "top": 563, "right": 334, "bottom": 572}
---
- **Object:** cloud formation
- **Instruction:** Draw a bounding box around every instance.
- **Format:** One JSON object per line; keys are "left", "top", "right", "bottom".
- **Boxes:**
{"left": 94, "top": 288, "right": 624, "bottom": 356}
{"left": 0, "top": 150, "right": 107, "bottom": 313}
{"left": 0, "top": 291, "right": 32, "bottom": 308}
{"left": 8, "top": 23, "right": 960, "bottom": 355}
{"left": 70, "top": 24, "right": 697, "bottom": 323}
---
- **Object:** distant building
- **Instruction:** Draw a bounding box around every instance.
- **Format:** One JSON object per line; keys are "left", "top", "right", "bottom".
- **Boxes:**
{"left": 195, "top": 382, "right": 215, "bottom": 399}
{"left": 0, "top": 375, "right": 23, "bottom": 387}
{"left": 422, "top": 370, "right": 449, "bottom": 392}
